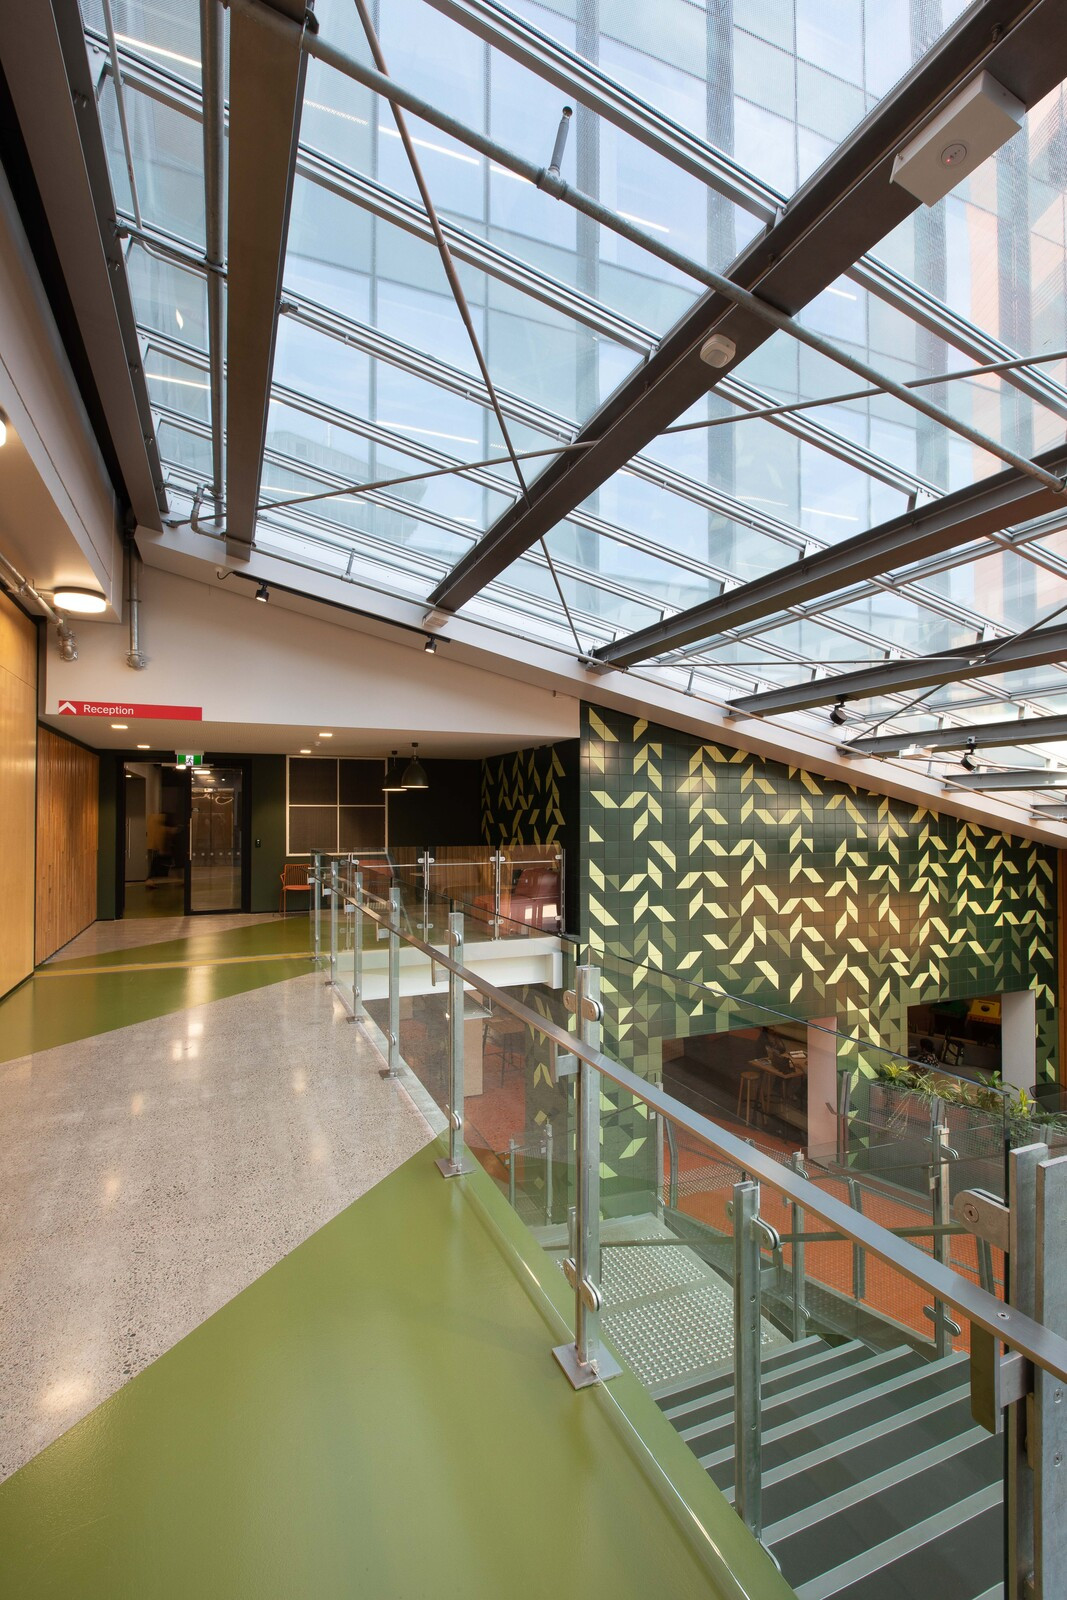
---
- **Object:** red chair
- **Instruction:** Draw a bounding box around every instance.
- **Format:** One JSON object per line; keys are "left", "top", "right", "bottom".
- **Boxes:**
{"left": 279, "top": 862, "right": 311, "bottom": 915}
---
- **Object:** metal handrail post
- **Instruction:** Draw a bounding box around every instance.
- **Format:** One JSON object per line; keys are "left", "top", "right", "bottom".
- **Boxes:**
{"left": 654, "top": 1109, "right": 665, "bottom": 1218}
{"left": 732, "top": 1180, "right": 766, "bottom": 1539}
{"left": 847, "top": 1176, "right": 866, "bottom": 1303}
{"left": 926, "top": 1124, "right": 959, "bottom": 1356}
{"left": 507, "top": 1136, "right": 517, "bottom": 1209}
{"left": 311, "top": 853, "right": 322, "bottom": 962}
{"left": 544, "top": 1120, "right": 554, "bottom": 1224}
{"left": 419, "top": 850, "right": 433, "bottom": 936}
{"left": 351, "top": 870, "right": 364, "bottom": 1019}
{"left": 328, "top": 860, "right": 339, "bottom": 986}
{"left": 437, "top": 909, "right": 472, "bottom": 1178}
{"left": 665, "top": 1114, "right": 679, "bottom": 1210}
{"left": 789, "top": 1150, "right": 808, "bottom": 1341}
{"left": 1032, "top": 1151, "right": 1067, "bottom": 1597}
{"left": 380, "top": 885, "right": 402, "bottom": 1078}
{"left": 492, "top": 849, "right": 502, "bottom": 939}
{"left": 553, "top": 964, "right": 621, "bottom": 1389}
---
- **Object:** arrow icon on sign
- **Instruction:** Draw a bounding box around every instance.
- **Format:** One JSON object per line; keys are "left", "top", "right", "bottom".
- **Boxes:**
{"left": 58, "top": 701, "right": 77, "bottom": 714}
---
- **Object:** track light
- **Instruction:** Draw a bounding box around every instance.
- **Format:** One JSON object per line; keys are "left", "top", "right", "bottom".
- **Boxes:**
{"left": 961, "top": 739, "right": 977, "bottom": 772}
{"left": 255, "top": 581, "right": 269, "bottom": 603}
{"left": 401, "top": 741, "right": 428, "bottom": 790}
{"left": 424, "top": 635, "right": 437, "bottom": 654}
{"left": 829, "top": 700, "right": 848, "bottom": 726}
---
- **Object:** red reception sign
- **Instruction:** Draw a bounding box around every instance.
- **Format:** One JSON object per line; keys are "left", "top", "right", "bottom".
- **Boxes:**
{"left": 57, "top": 699, "right": 203, "bottom": 721}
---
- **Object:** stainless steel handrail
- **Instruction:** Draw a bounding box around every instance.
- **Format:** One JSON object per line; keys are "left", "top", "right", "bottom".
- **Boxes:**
{"left": 341, "top": 873, "right": 1067, "bottom": 1386}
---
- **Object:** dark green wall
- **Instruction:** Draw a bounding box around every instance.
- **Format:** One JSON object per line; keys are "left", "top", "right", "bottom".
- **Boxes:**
{"left": 250, "top": 755, "right": 287, "bottom": 912}
{"left": 388, "top": 759, "right": 482, "bottom": 846}
{"left": 581, "top": 705, "right": 1060, "bottom": 1084}
{"left": 480, "top": 740, "right": 580, "bottom": 931}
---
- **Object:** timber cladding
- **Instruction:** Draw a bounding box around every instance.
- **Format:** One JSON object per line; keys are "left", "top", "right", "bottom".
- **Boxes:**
{"left": 0, "top": 590, "right": 36, "bottom": 997}
{"left": 36, "top": 726, "right": 98, "bottom": 963}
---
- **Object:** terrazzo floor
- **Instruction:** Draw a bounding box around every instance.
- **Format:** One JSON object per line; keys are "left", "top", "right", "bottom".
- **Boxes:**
{"left": 50, "top": 909, "right": 283, "bottom": 960}
{"left": 0, "top": 959, "right": 432, "bottom": 1480}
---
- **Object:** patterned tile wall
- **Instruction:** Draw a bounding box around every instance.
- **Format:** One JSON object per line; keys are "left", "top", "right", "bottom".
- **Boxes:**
{"left": 582, "top": 705, "right": 1060, "bottom": 1086}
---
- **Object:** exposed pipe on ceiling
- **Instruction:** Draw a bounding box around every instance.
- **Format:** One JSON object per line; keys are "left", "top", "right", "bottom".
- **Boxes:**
{"left": 125, "top": 539, "right": 147, "bottom": 669}
{"left": 0, "top": 548, "right": 78, "bottom": 660}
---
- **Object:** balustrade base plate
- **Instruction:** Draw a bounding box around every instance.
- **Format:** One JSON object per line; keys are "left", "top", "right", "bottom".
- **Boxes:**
{"left": 435, "top": 1155, "right": 474, "bottom": 1179}
{"left": 552, "top": 1342, "right": 622, "bottom": 1390}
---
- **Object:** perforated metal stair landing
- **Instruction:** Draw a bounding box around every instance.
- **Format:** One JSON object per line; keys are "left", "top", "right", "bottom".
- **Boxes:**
{"left": 655, "top": 1336, "right": 1003, "bottom": 1600}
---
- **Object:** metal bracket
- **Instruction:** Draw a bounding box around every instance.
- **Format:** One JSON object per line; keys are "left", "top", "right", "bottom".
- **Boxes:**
{"left": 923, "top": 1303, "right": 963, "bottom": 1338}
{"left": 972, "top": 1322, "right": 1033, "bottom": 1434}
{"left": 564, "top": 989, "right": 604, "bottom": 1023}
{"left": 550, "top": 1042, "right": 578, "bottom": 1081}
{"left": 954, "top": 1187, "right": 1010, "bottom": 1252}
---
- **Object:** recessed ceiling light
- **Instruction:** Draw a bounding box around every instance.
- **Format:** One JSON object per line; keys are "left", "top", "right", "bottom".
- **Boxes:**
{"left": 137, "top": 743, "right": 150, "bottom": 750}
{"left": 111, "top": 722, "right": 128, "bottom": 730}
{"left": 299, "top": 748, "right": 312, "bottom": 754}
{"left": 318, "top": 731, "right": 333, "bottom": 738}
{"left": 54, "top": 586, "right": 108, "bottom": 614}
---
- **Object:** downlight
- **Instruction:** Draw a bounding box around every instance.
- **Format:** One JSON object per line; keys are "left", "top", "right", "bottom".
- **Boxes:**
{"left": 53, "top": 587, "right": 107, "bottom": 614}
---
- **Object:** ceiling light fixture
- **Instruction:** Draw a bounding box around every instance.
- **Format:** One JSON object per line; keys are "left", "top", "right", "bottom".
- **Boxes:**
{"left": 53, "top": 586, "right": 108, "bottom": 614}
{"left": 254, "top": 581, "right": 270, "bottom": 603}
{"left": 137, "top": 743, "right": 150, "bottom": 750}
{"left": 382, "top": 750, "right": 407, "bottom": 792}
{"left": 829, "top": 700, "right": 848, "bottom": 726}
{"left": 318, "top": 731, "right": 333, "bottom": 738}
{"left": 111, "top": 722, "right": 128, "bottom": 730}
{"left": 401, "top": 741, "right": 428, "bottom": 790}
{"left": 0, "top": 408, "right": 7, "bottom": 446}
{"left": 424, "top": 635, "right": 437, "bottom": 654}
{"left": 299, "top": 747, "right": 312, "bottom": 755}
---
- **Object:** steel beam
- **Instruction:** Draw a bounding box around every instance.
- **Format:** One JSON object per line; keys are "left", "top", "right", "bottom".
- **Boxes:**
{"left": 0, "top": 0, "right": 165, "bottom": 529}
{"left": 426, "top": 0, "right": 1066, "bottom": 615}
{"left": 849, "top": 712, "right": 1067, "bottom": 757}
{"left": 942, "top": 769, "right": 1067, "bottom": 791}
{"left": 596, "top": 444, "right": 1067, "bottom": 668}
{"left": 224, "top": 0, "right": 308, "bottom": 556}
{"left": 729, "top": 622, "right": 1067, "bottom": 718}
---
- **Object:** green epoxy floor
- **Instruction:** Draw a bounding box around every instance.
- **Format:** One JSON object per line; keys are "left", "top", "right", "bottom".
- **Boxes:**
{"left": 0, "top": 918, "right": 313, "bottom": 1065}
{"left": 0, "top": 1149, "right": 752, "bottom": 1600}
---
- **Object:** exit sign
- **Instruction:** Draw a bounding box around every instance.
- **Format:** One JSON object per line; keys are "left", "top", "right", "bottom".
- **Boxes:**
{"left": 177, "top": 753, "right": 204, "bottom": 767}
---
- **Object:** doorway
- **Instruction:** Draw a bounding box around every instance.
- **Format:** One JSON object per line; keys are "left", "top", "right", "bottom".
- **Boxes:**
{"left": 122, "top": 760, "right": 185, "bottom": 918}
{"left": 187, "top": 766, "right": 245, "bottom": 913}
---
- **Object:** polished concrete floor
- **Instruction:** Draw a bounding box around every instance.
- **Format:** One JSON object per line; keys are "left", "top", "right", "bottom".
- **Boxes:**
{"left": 0, "top": 917, "right": 432, "bottom": 1479}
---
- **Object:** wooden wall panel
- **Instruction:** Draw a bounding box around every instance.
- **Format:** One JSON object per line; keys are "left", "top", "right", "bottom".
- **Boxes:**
{"left": 36, "top": 726, "right": 98, "bottom": 963}
{"left": 0, "top": 589, "right": 36, "bottom": 997}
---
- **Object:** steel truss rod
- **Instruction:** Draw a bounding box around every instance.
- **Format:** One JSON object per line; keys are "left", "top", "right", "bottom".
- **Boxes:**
{"left": 228, "top": 1, "right": 1067, "bottom": 573}
{"left": 111, "top": 39, "right": 1067, "bottom": 503}
{"left": 108, "top": 50, "right": 954, "bottom": 505}
{"left": 943, "top": 769, "right": 1067, "bottom": 790}
{"left": 848, "top": 711, "right": 1067, "bottom": 757}
{"left": 727, "top": 621, "right": 1067, "bottom": 718}
{"left": 595, "top": 443, "right": 1067, "bottom": 668}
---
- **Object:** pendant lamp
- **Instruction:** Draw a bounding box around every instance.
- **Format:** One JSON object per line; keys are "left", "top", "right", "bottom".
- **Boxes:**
{"left": 382, "top": 750, "right": 407, "bottom": 792}
{"left": 402, "top": 741, "right": 428, "bottom": 790}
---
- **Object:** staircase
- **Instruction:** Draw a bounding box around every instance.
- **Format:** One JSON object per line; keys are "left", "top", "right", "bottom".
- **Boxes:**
{"left": 656, "top": 1335, "right": 1003, "bottom": 1600}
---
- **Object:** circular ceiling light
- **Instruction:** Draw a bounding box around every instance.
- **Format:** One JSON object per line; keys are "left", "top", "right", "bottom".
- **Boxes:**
{"left": 53, "top": 587, "right": 108, "bottom": 615}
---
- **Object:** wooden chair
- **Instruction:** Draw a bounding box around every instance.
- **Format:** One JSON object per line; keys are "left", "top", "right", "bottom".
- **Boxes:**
{"left": 279, "top": 862, "right": 311, "bottom": 915}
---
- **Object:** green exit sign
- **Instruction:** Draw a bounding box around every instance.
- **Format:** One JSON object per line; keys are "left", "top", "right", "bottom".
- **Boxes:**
{"left": 177, "top": 753, "right": 204, "bottom": 767}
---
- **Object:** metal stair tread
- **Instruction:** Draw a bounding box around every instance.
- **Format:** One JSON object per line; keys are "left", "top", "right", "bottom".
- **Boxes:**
{"left": 661, "top": 1339, "right": 869, "bottom": 1424}
{"left": 653, "top": 1334, "right": 826, "bottom": 1409}
{"left": 680, "top": 1345, "right": 920, "bottom": 1444}
{"left": 770, "top": 1432, "right": 1001, "bottom": 1586}
{"left": 791, "top": 1484, "right": 1002, "bottom": 1600}
{"left": 762, "top": 1423, "right": 991, "bottom": 1542}
{"left": 700, "top": 1358, "right": 968, "bottom": 1473}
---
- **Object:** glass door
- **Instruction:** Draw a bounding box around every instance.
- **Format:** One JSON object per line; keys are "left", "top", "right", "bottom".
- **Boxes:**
{"left": 188, "top": 767, "right": 244, "bottom": 913}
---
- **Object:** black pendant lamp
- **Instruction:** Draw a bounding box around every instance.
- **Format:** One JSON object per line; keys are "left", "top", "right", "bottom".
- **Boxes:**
{"left": 401, "top": 741, "right": 428, "bottom": 790}
{"left": 382, "top": 750, "right": 407, "bottom": 793}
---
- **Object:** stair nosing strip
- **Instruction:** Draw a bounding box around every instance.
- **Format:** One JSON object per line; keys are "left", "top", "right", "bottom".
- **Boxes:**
{"left": 698, "top": 1356, "right": 967, "bottom": 1466}
{"left": 791, "top": 1482, "right": 1002, "bottom": 1600}
{"left": 762, "top": 1424, "right": 992, "bottom": 1545}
